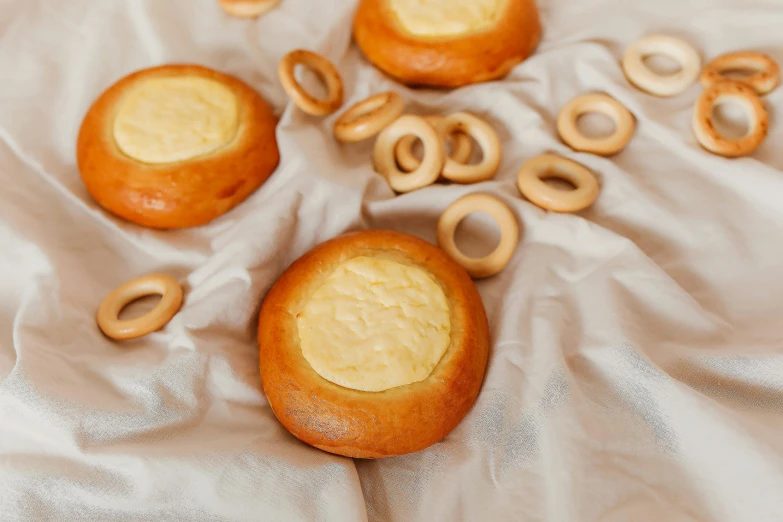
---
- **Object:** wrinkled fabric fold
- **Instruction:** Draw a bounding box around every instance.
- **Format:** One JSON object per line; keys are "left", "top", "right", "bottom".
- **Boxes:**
{"left": 2, "top": 0, "right": 783, "bottom": 521}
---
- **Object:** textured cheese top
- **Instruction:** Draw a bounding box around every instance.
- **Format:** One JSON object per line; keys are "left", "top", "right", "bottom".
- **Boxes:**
{"left": 113, "top": 76, "right": 239, "bottom": 164}
{"left": 387, "top": 0, "right": 504, "bottom": 38}
{"left": 297, "top": 256, "right": 451, "bottom": 392}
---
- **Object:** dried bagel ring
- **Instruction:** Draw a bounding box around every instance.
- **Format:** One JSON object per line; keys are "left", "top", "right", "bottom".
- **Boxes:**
{"left": 395, "top": 115, "right": 472, "bottom": 172}
{"left": 437, "top": 193, "right": 519, "bottom": 279}
{"left": 279, "top": 49, "right": 344, "bottom": 116}
{"left": 701, "top": 52, "right": 780, "bottom": 96}
{"left": 219, "top": 0, "right": 280, "bottom": 18}
{"left": 556, "top": 93, "right": 636, "bottom": 156}
{"left": 373, "top": 115, "right": 445, "bottom": 193}
{"left": 516, "top": 154, "right": 599, "bottom": 213}
{"left": 622, "top": 34, "right": 701, "bottom": 97}
{"left": 333, "top": 91, "right": 405, "bottom": 142}
{"left": 97, "top": 274, "right": 183, "bottom": 341}
{"left": 691, "top": 81, "right": 768, "bottom": 158}
{"left": 436, "top": 113, "right": 502, "bottom": 184}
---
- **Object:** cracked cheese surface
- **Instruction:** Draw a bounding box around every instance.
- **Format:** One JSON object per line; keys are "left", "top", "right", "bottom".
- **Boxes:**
{"left": 297, "top": 256, "right": 451, "bottom": 392}
{"left": 113, "top": 76, "right": 238, "bottom": 164}
{"left": 387, "top": 0, "right": 504, "bottom": 38}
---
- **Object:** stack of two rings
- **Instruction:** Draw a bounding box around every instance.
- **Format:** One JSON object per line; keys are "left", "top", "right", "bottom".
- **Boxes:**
{"left": 692, "top": 52, "right": 779, "bottom": 158}
{"left": 372, "top": 112, "right": 502, "bottom": 193}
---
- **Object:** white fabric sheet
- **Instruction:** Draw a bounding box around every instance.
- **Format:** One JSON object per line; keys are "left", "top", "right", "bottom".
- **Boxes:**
{"left": 2, "top": 0, "right": 783, "bottom": 520}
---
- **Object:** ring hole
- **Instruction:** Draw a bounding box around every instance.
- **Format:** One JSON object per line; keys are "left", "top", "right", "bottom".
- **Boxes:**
{"left": 719, "top": 68, "right": 758, "bottom": 81}
{"left": 445, "top": 135, "right": 460, "bottom": 159}
{"left": 404, "top": 138, "right": 424, "bottom": 171}
{"left": 463, "top": 134, "right": 484, "bottom": 165}
{"left": 354, "top": 97, "right": 387, "bottom": 122}
{"left": 117, "top": 294, "right": 162, "bottom": 321}
{"left": 396, "top": 136, "right": 425, "bottom": 173}
{"left": 540, "top": 172, "right": 578, "bottom": 191}
{"left": 454, "top": 212, "right": 501, "bottom": 259}
{"left": 642, "top": 53, "right": 683, "bottom": 76}
{"left": 576, "top": 112, "right": 616, "bottom": 139}
{"left": 294, "top": 64, "right": 329, "bottom": 100}
{"left": 711, "top": 100, "right": 750, "bottom": 139}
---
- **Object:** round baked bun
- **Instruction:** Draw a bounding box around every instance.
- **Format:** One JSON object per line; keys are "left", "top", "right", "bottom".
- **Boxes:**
{"left": 258, "top": 230, "right": 490, "bottom": 458}
{"left": 219, "top": 0, "right": 280, "bottom": 18}
{"left": 352, "top": 0, "right": 542, "bottom": 88}
{"left": 76, "top": 64, "right": 280, "bottom": 229}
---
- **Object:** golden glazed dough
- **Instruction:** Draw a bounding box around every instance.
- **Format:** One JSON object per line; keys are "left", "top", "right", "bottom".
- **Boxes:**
{"left": 297, "top": 256, "right": 451, "bottom": 392}
{"left": 76, "top": 64, "right": 280, "bottom": 229}
{"left": 353, "top": 0, "right": 542, "bottom": 87}
{"left": 258, "top": 230, "right": 490, "bottom": 458}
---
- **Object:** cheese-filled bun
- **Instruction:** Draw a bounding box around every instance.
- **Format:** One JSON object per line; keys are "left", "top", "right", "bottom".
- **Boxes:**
{"left": 77, "top": 64, "right": 280, "bottom": 229}
{"left": 353, "top": 0, "right": 542, "bottom": 87}
{"left": 257, "top": 230, "right": 490, "bottom": 458}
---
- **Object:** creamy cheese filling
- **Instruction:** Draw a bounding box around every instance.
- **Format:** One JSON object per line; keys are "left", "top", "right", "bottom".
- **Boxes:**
{"left": 297, "top": 256, "right": 451, "bottom": 392}
{"left": 387, "top": 0, "right": 504, "bottom": 38}
{"left": 113, "top": 76, "right": 239, "bottom": 164}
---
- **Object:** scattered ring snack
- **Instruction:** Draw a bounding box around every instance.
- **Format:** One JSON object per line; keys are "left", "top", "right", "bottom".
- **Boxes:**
{"left": 691, "top": 81, "right": 768, "bottom": 158}
{"left": 333, "top": 91, "right": 405, "bottom": 142}
{"left": 97, "top": 274, "right": 183, "bottom": 341}
{"left": 437, "top": 193, "right": 519, "bottom": 279}
{"left": 257, "top": 229, "right": 490, "bottom": 458}
{"left": 701, "top": 52, "right": 780, "bottom": 96}
{"left": 352, "top": 0, "right": 542, "bottom": 87}
{"left": 556, "top": 92, "right": 636, "bottom": 156}
{"left": 395, "top": 115, "right": 472, "bottom": 173}
{"left": 373, "top": 114, "right": 445, "bottom": 193}
{"left": 219, "top": 0, "right": 280, "bottom": 18}
{"left": 622, "top": 34, "right": 701, "bottom": 97}
{"left": 279, "top": 49, "right": 344, "bottom": 116}
{"left": 437, "top": 112, "right": 502, "bottom": 184}
{"left": 516, "top": 154, "right": 599, "bottom": 213}
{"left": 76, "top": 64, "right": 280, "bottom": 229}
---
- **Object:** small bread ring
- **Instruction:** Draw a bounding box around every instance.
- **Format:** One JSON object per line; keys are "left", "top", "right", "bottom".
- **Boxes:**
{"left": 97, "top": 274, "right": 183, "bottom": 341}
{"left": 622, "top": 34, "right": 701, "bottom": 97}
{"left": 219, "top": 0, "right": 280, "bottom": 18}
{"left": 556, "top": 93, "right": 636, "bottom": 156}
{"left": 395, "top": 115, "right": 472, "bottom": 172}
{"left": 373, "top": 115, "right": 445, "bottom": 193}
{"left": 333, "top": 91, "right": 405, "bottom": 142}
{"left": 436, "top": 113, "right": 502, "bottom": 184}
{"left": 701, "top": 52, "right": 780, "bottom": 96}
{"left": 437, "top": 193, "right": 519, "bottom": 279}
{"left": 278, "top": 49, "right": 344, "bottom": 116}
{"left": 516, "top": 154, "right": 600, "bottom": 213}
{"left": 691, "top": 81, "right": 768, "bottom": 158}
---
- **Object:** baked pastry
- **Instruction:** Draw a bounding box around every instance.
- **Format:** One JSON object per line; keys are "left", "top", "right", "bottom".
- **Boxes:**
{"left": 219, "top": 0, "right": 280, "bottom": 18}
{"left": 77, "top": 64, "right": 280, "bottom": 229}
{"left": 257, "top": 230, "right": 489, "bottom": 458}
{"left": 352, "top": 0, "right": 542, "bottom": 87}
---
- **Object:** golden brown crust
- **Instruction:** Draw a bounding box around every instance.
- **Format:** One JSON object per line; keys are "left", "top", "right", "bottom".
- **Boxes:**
{"left": 691, "top": 80, "right": 768, "bottom": 158}
{"left": 76, "top": 64, "right": 280, "bottom": 229}
{"left": 352, "top": 0, "right": 542, "bottom": 88}
{"left": 257, "top": 230, "right": 490, "bottom": 458}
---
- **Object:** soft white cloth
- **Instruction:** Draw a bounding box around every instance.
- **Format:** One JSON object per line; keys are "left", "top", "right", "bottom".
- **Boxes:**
{"left": 2, "top": 0, "right": 783, "bottom": 520}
